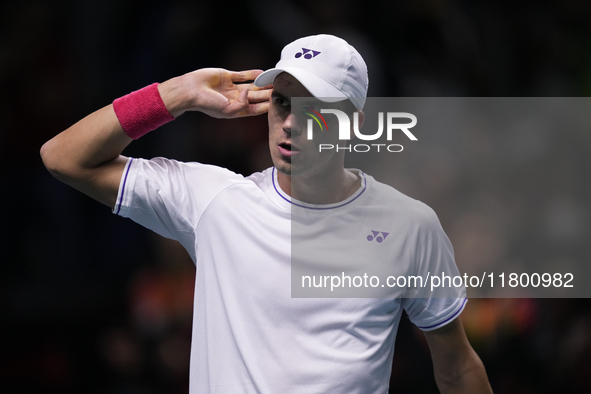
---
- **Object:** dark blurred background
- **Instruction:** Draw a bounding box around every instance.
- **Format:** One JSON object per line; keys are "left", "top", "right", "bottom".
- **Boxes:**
{"left": 1, "top": 0, "right": 591, "bottom": 393}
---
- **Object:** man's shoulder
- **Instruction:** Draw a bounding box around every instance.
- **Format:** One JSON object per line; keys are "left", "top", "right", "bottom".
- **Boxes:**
{"left": 245, "top": 166, "right": 274, "bottom": 185}
{"left": 162, "top": 159, "right": 273, "bottom": 185}
{"left": 139, "top": 156, "right": 240, "bottom": 175}
{"left": 129, "top": 157, "right": 271, "bottom": 200}
{"left": 134, "top": 157, "right": 260, "bottom": 184}
{"left": 364, "top": 173, "right": 439, "bottom": 226}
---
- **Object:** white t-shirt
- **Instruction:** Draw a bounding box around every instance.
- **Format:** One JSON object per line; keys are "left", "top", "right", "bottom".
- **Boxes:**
{"left": 114, "top": 157, "right": 466, "bottom": 394}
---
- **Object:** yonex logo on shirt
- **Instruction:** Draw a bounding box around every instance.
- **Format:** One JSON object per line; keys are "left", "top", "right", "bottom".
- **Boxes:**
{"left": 295, "top": 48, "right": 321, "bottom": 59}
{"left": 367, "top": 231, "right": 389, "bottom": 243}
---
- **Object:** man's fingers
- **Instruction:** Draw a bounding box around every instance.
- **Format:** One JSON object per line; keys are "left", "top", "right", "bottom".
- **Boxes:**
{"left": 230, "top": 69, "right": 264, "bottom": 83}
{"left": 224, "top": 100, "right": 269, "bottom": 118}
{"left": 253, "top": 83, "right": 273, "bottom": 90}
{"left": 235, "top": 102, "right": 269, "bottom": 117}
{"left": 237, "top": 85, "right": 249, "bottom": 104}
{"left": 248, "top": 89, "right": 271, "bottom": 103}
{"left": 250, "top": 102, "right": 269, "bottom": 115}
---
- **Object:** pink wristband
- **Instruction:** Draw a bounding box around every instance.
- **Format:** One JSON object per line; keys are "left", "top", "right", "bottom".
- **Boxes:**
{"left": 113, "top": 83, "right": 175, "bottom": 139}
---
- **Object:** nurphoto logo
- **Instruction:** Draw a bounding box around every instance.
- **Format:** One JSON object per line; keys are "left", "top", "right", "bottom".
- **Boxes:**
{"left": 304, "top": 108, "right": 418, "bottom": 153}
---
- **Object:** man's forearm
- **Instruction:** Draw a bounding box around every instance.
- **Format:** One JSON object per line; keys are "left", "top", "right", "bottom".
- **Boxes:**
{"left": 40, "top": 76, "right": 189, "bottom": 176}
{"left": 41, "top": 104, "right": 130, "bottom": 175}
{"left": 40, "top": 74, "right": 195, "bottom": 206}
{"left": 40, "top": 69, "right": 269, "bottom": 207}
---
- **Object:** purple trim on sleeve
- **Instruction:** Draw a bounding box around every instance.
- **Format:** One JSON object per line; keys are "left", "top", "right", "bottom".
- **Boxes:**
{"left": 416, "top": 298, "right": 468, "bottom": 330}
{"left": 271, "top": 167, "right": 366, "bottom": 210}
{"left": 115, "top": 158, "right": 134, "bottom": 215}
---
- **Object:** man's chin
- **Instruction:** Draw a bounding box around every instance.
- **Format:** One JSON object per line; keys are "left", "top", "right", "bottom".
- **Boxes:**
{"left": 275, "top": 162, "right": 313, "bottom": 177}
{"left": 274, "top": 162, "right": 291, "bottom": 176}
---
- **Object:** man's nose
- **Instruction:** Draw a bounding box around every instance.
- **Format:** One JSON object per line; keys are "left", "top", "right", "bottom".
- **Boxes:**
{"left": 283, "top": 113, "right": 302, "bottom": 135}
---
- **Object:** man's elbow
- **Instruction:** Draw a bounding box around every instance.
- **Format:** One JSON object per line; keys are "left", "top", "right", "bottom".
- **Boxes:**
{"left": 40, "top": 138, "right": 75, "bottom": 182}
{"left": 41, "top": 139, "right": 58, "bottom": 175}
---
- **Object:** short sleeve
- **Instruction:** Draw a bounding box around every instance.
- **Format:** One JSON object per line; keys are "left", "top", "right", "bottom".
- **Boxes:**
{"left": 401, "top": 205, "right": 467, "bottom": 331}
{"left": 113, "top": 157, "right": 243, "bottom": 260}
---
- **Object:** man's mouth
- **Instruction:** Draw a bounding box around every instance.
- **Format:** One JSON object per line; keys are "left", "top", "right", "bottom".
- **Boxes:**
{"left": 278, "top": 142, "right": 300, "bottom": 156}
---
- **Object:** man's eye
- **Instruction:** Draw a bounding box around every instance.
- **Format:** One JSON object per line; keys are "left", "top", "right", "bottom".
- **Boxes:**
{"left": 274, "top": 97, "right": 289, "bottom": 107}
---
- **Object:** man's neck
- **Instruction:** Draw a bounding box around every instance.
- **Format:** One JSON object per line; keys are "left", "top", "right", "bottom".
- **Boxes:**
{"left": 277, "top": 168, "right": 361, "bottom": 205}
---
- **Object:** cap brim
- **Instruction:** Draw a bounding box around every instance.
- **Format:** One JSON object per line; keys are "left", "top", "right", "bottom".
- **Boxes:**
{"left": 254, "top": 67, "right": 348, "bottom": 103}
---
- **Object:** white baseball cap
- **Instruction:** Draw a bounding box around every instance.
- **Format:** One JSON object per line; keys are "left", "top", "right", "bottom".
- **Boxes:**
{"left": 254, "top": 34, "right": 369, "bottom": 110}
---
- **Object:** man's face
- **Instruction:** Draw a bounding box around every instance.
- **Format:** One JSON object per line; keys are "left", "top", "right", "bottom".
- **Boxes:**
{"left": 268, "top": 73, "right": 344, "bottom": 177}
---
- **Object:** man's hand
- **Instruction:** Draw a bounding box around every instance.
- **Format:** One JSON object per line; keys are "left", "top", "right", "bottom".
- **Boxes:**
{"left": 159, "top": 68, "right": 271, "bottom": 118}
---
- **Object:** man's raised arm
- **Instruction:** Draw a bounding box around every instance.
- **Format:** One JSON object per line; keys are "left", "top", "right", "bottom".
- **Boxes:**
{"left": 40, "top": 68, "right": 270, "bottom": 208}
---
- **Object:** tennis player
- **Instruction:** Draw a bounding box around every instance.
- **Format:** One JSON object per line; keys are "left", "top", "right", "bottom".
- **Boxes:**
{"left": 41, "top": 34, "right": 493, "bottom": 393}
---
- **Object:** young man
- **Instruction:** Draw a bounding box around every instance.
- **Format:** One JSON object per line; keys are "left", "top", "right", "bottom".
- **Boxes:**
{"left": 41, "top": 34, "right": 492, "bottom": 393}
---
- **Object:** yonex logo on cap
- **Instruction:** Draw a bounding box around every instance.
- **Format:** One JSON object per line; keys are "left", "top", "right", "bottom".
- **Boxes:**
{"left": 254, "top": 34, "right": 368, "bottom": 110}
{"left": 295, "top": 48, "right": 321, "bottom": 59}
